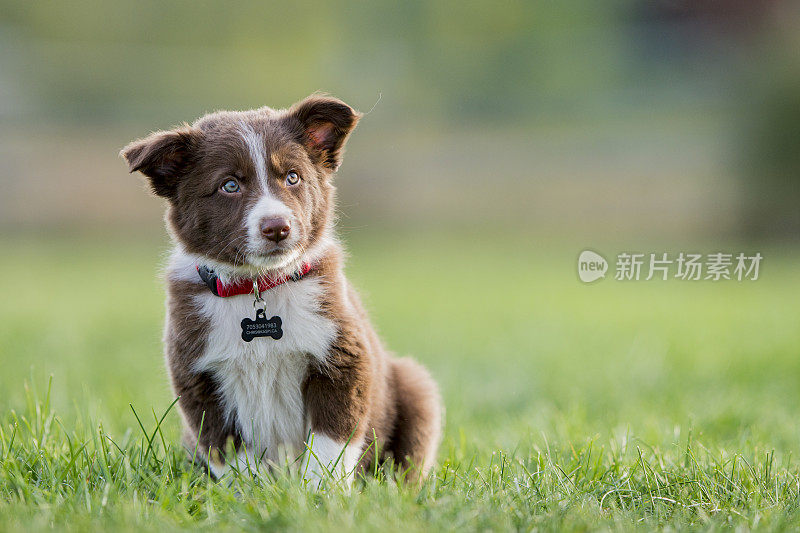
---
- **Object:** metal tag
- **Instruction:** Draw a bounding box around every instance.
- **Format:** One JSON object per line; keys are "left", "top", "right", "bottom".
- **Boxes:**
{"left": 241, "top": 309, "right": 283, "bottom": 342}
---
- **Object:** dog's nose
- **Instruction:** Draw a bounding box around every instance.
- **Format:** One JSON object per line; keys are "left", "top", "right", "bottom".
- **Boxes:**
{"left": 260, "top": 217, "right": 291, "bottom": 243}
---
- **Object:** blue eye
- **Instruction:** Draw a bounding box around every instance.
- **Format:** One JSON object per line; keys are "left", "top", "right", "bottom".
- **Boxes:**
{"left": 286, "top": 171, "right": 300, "bottom": 186}
{"left": 221, "top": 179, "right": 240, "bottom": 193}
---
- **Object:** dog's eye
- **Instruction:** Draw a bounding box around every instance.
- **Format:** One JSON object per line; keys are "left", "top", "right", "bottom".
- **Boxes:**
{"left": 220, "top": 179, "right": 240, "bottom": 194}
{"left": 286, "top": 171, "right": 300, "bottom": 186}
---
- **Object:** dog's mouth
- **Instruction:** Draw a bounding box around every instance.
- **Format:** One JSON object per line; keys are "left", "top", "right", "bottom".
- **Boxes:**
{"left": 247, "top": 238, "right": 292, "bottom": 256}
{"left": 245, "top": 245, "right": 302, "bottom": 271}
{"left": 259, "top": 246, "right": 290, "bottom": 256}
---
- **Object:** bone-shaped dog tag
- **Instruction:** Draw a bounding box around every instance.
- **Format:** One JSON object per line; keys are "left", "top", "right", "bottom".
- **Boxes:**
{"left": 241, "top": 309, "right": 283, "bottom": 342}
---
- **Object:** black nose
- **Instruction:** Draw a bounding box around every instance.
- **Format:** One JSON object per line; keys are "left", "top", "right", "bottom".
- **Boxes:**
{"left": 260, "top": 217, "right": 291, "bottom": 243}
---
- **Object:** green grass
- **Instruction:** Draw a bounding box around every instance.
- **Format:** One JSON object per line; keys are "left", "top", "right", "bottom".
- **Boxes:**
{"left": 1, "top": 232, "right": 799, "bottom": 531}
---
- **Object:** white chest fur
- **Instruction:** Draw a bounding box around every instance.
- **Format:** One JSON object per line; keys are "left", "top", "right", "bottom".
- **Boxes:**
{"left": 169, "top": 252, "right": 337, "bottom": 464}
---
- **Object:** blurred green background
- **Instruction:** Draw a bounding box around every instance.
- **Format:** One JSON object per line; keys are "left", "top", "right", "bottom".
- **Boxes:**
{"left": 2, "top": 0, "right": 799, "bottom": 239}
{"left": 1, "top": 0, "right": 799, "bottom": 472}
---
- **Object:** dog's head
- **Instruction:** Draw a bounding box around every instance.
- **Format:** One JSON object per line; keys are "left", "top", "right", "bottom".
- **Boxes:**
{"left": 121, "top": 94, "right": 360, "bottom": 276}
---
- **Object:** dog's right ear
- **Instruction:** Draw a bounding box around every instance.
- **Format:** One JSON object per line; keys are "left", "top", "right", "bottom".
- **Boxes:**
{"left": 120, "top": 126, "right": 199, "bottom": 198}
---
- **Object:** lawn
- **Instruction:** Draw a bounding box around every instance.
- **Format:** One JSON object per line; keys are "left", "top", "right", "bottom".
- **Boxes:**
{"left": 1, "top": 231, "right": 799, "bottom": 531}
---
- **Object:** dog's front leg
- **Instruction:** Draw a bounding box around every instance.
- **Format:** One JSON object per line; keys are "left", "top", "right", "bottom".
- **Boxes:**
{"left": 301, "top": 346, "right": 370, "bottom": 488}
{"left": 172, "top": 369, "right": 240, "bottom": 480}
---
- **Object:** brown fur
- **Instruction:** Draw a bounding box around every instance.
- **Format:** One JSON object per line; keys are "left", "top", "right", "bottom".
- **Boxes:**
{"left": 121, "top": 94, "right": 442, "bottom": 480}
{"left": 163, "top": 278, "right": 238, "bottom": 470}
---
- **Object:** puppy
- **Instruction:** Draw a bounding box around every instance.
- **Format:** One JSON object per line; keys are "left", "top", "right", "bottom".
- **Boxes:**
{"left": 121, "top": 95, "right": 441, "bottom": 484}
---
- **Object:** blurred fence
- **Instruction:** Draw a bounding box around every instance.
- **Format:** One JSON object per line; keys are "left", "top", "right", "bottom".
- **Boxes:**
{"left": 0, "top": 0, "right": 797, "bottom": 239}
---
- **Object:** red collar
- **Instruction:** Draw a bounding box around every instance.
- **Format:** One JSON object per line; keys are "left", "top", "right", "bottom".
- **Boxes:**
{"left": 196, "top": 263, "right": 314, "bottom": 297}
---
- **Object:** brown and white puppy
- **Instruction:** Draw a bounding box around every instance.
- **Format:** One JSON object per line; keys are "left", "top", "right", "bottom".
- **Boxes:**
{"left": 121, "top": 95, "right": 441, "bottom": 485}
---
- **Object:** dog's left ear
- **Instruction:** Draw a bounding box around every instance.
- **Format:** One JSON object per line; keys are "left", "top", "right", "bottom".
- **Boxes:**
{"left": 289, "top": 95, "right": 361, "bottom": 172}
